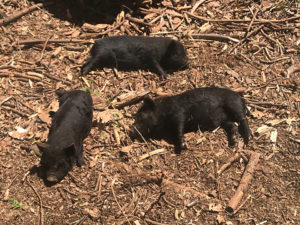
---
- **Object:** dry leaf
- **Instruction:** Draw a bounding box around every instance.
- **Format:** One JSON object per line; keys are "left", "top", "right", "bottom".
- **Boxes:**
{"left": 255, "top": 125, "right": 275, "bottom": 136}
{"left": 84, "top": 208, "right": 100, "bottom": 218}
{"left": 208, "top": 203, "right": 223, "bottom": 212}
{"left": 38, "top": 109, "right": 51, "bottom": 125}
{"left": 217, "top": 215, "right": 225, "bottom": 224}
{"left": 120, "top": 145, "right": 133, "bottom": 153}
{"left": 199, "top": 22, "right": 212, "bottom": 32}
{"left": 226, "top": 69, "right": 240, "bottom": 79}
{"left": 82, "top": 23, "right": 108, "bottom": 32}
{"left": 95, "top": 109, "right": 123, "bottom": 124}
{"left": 8, "top": 127, "right": 28, "bottom": 140}
{"left": 52, "top": 47, "right": 62, "bottom": 57}
{"left": 270, "top": 129, "right": 278, "bottom": 143}
{"left": 287, "top": 64, "right": 300, "bottom": 77}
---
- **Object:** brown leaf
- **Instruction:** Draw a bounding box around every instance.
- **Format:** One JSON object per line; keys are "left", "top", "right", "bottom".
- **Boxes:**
{"left": 120, "top": 145, "right": 133, "bottom": 153}
{"left": 38, "top": 109, "right": 51, "bottom": 125}
{"left": 95, "top": 109, "right": 123, "bottom": 124}
{"left": 84, "top": 208, "right": 100, "bottom": 218}
{"left": 287, "top": 64, "right": 300, "bottom": 77}
{"left": 8, "top": 127, "right": 28, "bottom": 140}
{"left": 217, "top": 215, "right": 225, "bottom": 224}
{"left": 82, "top": 23, "right": 108, "bottom": 32}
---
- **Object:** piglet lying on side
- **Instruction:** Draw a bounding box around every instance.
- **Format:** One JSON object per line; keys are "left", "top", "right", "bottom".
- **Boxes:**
{"left": 131, "top": 87, "right": 252, "bottom": 154}
{"left": 81, "top": 36, "right": 189, "bottom": 78}
{"left": 36, "top": 89, "right": 93, "bottom": 183}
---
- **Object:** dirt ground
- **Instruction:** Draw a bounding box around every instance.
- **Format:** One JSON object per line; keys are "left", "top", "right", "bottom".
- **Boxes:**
{"left": 0, "top": 0, "right": 299, "bottom": 224}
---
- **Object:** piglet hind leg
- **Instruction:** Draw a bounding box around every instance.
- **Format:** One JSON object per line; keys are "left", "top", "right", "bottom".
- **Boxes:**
{"left": 150, "top": 60, "right": 168, "bottom": 79}
{"left": 81, "top": 51, "right": 117, "bottom": 76}
{"left": 238, "top": 118, "right": 252, "bottom": 145}
{"left": 221, "top": 121, "right": 238, "bottom": 147}
{"left": 75, "top": 142, "right": 85, "bottom": 167}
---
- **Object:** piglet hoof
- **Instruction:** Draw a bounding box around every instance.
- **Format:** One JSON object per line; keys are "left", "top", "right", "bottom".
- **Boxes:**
{"left": 174, "top": 147, "right": 182, "bottom": 155}
{"left": 228, "top": 139, "right": 236, "bottom": 147}
{"left": 161, "top": 73, "right": 169, "bottom": 79}
{"left": 77, "top": 157, "right": 85, "bottom": 167}
{"left": 181, "top": 142, "right": 187, "bottom": 150}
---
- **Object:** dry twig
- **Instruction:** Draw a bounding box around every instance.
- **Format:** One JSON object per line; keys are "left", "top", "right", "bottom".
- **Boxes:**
{"left": 217, "top": 153, "right": 241, "bottom": 175}
{"left": 0, "top": 3, "right": 43, "bottom": 26}
{"left": 190, "top": 33, "right": 239, "bottom": 43}
{"left": 26, "top": 176, "right": 44, "bottom": 225}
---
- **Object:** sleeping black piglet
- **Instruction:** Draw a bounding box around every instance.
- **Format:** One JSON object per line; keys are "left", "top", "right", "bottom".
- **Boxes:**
{"left": 131, "top": 87, "right": 252, "bottom": 154}
{"left": 81, "top": 36, "right": 189, "bottom": 78}
{"left": 35, "top": 89, "right": 93, "bottom": 184}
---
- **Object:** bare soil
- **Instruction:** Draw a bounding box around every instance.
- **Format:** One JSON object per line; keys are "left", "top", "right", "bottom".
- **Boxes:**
{"left": 0, "top": 0, "right": 299, "bottom": 225}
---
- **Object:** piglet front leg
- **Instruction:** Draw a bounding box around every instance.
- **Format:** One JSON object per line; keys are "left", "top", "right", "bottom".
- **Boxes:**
{"left": 173, "top": 114, "right": 187, "bottom": 154}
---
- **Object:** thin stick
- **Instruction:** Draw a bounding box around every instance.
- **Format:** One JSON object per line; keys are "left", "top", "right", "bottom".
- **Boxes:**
{"left": 138, "top": 148, "right": 165, "bottom": 161}
{"left": 0, "top": 3, "right": 43, "bottom": 26}
{"left": 191, "top": 0, "right": 206, "bottom": 14}
{"left": 227, "top": 25, "right": 264, "bottom": 55}
{"left": 111, "top": 179, "right": 132, "bottom": 225}
{"left": 190, "top": 33, "right": 239, "bottom": 43}
{"left": 185, "top": 11, "right": 300, "bottom": 23}
{"left": 37, "top": 35, "right": 53, "bottom": 62}
{"left": 16, "top": 39, "right": 93, "bottom": 45}
{"left": 26, "top": 176, "right": 44, "bottom": 225}
{"left": 217, "top": 153, "right": 241, "bottom": 175}
{"left": 247, "top": 4, "right": 262, "bottom": 33}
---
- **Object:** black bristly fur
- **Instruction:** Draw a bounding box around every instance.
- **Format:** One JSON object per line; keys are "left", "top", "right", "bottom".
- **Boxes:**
{"left": 131, "top": 87, "right": 252, "bottom": 154}
{"left": 81, "top": 36, "right": 189, "bottom": 78}
{"left": 39, "top": 90, "right": 93, "bottom": 183}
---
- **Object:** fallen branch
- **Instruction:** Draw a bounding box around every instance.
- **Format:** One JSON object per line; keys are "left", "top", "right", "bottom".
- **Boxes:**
{"left": 226, "top": 151, "right": 260, "bottom": 214}
{"left": 248, "top": 101, "right": 288, "bottom": 109}
{"left": 0, "top": 3, "right": 43, "bottom": 26}
{"left": 110, "top": 90, "right": 150, "bottom": 109}
{"left": 138, "top": 148, "right": 165, "bottom": 161}
{"left": 190, "top": 33, "right": 239, "bottom": 43}
{"left": 0, "top": 70, "right": 41, "bottom": 81}
{"left": 217, "top": 153, "right": 241, "bottom": 175}
{"left": 185, "top": 11, "right": 300, "bottom": 24}
{"left": 126, "top": 14, "right": 154, "bottom": 27}
{"left": 16, "top": 39, "right": 93, "bottom": 46}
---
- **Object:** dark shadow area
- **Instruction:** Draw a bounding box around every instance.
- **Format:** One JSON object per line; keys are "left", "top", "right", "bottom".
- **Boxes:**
{"left": 29, "top": 165, "right": 60, "bottom": 187}
{"left": 30, "top": 0, "right": 161, "bottom": 25}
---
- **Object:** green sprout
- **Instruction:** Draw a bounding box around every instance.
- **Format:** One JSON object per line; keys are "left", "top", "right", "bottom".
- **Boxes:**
{"left": 9, "top": 198, "right": 23, "bottom": 209}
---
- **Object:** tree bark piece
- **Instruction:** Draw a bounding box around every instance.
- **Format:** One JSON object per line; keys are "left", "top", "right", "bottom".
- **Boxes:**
{"left": 0, "top": 3, "right": 43, "bottom": 26}
{"left": 226, "top": 151, "right": 260, "bottom": 214}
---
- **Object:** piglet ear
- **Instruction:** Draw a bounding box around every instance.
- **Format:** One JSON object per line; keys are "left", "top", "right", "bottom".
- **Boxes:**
{"left": 143, "top": 96, "right": 155, "bottom": 110}
{"left": 33, "top": 142, "right": 49, "bottom": 157}
{"left": 55, "top": 88, "right": 66, "bottom": 97}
